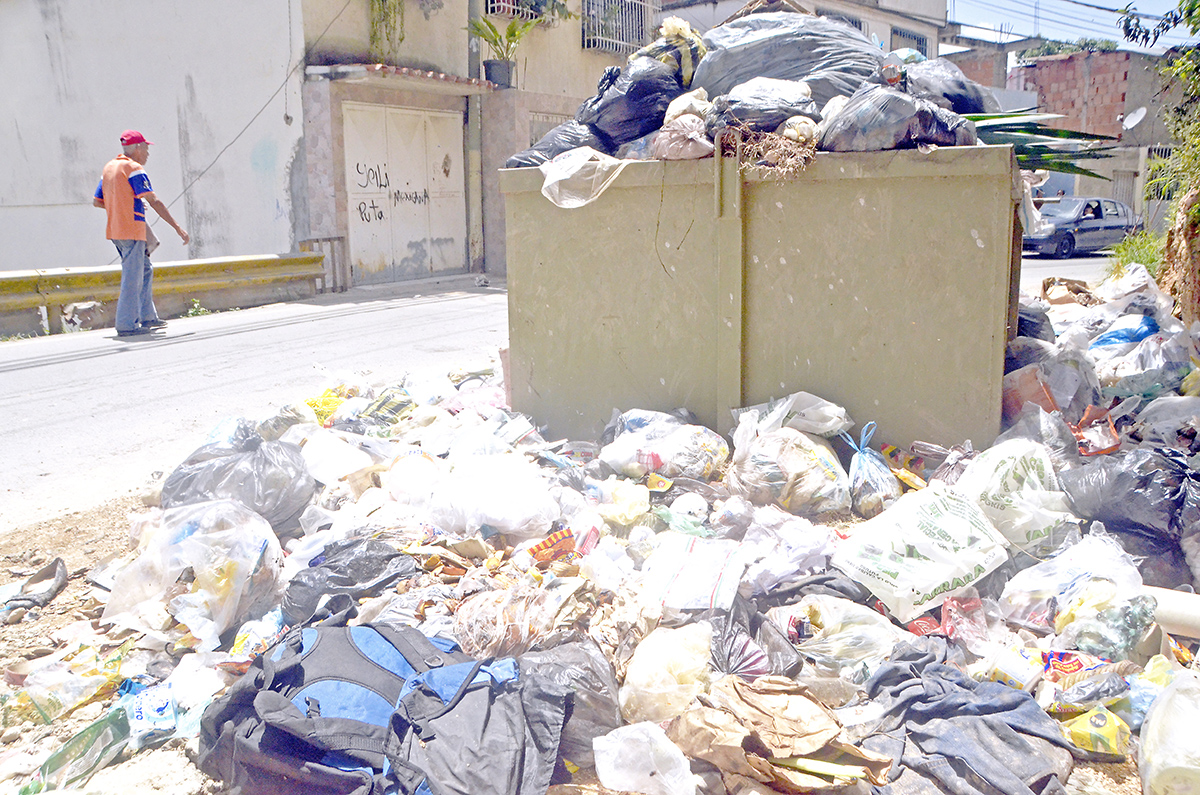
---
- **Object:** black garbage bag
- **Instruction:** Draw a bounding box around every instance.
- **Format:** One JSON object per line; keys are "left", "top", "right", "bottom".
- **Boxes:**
{"left": 904, "top": 58, "right": 1002, "bottom": 114}
{"left": 1018, "top": 301, "right": 1056, "bottom": 343}
{"left": 505, "top": 120, "right": 614, "bottom": 168}
{"left": 575, "top": 57, "right": 685, "bottom": 147}
{"left": 704, "top": 76, "right": 821, "bottom": 138}
{"left": 693, "top": 13, "right": 883, "bottom": 108}
{"left": 161, "top": 419, "right": 316, "bottom": 532}
{"left": 1059, "top": 447, "right": 1184, "bottom": 541}
{"left": 1106, "top": 529, "right": 1195, "bottom": 591}
{"left": 819, "top": 84, "right": 976, "bottom": 152}
{"left": 518, "top": 639, "right": 621, "bottom": 768}
{"left": 281, "top": 537, "right": 420, "bottom": 625}
{"left": 701, "top": 595, "right": 803, "bottom": 679}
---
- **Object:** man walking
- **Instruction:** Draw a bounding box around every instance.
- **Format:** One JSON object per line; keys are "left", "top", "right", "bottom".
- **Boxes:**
{"left": 93, "top": 130, "right": 189, "bottom": 337}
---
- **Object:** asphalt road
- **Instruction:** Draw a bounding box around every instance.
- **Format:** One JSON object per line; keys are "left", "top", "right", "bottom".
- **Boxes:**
{"left": 0, "top": 275, "right": 509, "bottom": 532}
{"left": 1018, "top": 252, "right": 1112, "bottom": 295}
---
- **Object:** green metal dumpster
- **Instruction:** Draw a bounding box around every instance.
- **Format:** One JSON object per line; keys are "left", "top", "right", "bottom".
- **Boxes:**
{"left": 499, "top": 144, "right": 1022, "bottom": 450}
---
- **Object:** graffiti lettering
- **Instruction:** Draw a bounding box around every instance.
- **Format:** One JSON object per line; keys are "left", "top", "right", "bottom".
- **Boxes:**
{"left": 392, "top": 188, "right": 431, "bottom": 206}
{"left": 358, "top": 200, "right": 385, "bottom": 223}
{"left": 355, "top": 162, "right": 390, "bottom": 190}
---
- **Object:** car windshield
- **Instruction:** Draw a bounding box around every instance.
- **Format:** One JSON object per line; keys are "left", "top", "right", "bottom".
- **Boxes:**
{"left": 1040, "top": 198, "right": 1084, "bottom": 218}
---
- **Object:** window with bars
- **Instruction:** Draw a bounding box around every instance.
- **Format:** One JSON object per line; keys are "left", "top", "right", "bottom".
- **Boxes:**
{"left": 486, "top": 0, "right": 542, "bottom": 21}
{"left": 890, "top": 26, "right": 928, "bottom": 56}
{"left": 816, "top": 8, "right": 863, "bottom": 31}
{"left": 582, "top": 0, "right": 659, "bottom": 55}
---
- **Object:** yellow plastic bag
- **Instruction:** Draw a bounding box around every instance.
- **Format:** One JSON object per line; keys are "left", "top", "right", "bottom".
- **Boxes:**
{"left": 1061, "top": 705, "right": 1131, "bottom": 755}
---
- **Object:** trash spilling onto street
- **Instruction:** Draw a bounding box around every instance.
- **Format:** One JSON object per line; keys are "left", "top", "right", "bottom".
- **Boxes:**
{"left": 1, "top": 259, "right": 1199, "bottom": 795}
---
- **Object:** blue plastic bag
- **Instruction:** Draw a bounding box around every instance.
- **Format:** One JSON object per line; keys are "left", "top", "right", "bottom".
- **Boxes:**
{"left": 839, "top": 421, "right": 903, "bottom": 518}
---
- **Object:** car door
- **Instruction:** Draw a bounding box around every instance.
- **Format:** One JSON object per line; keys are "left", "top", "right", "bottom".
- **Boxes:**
{"left": 1074, "top": 200, "right": 1105, "bottom": 250}
{"left": 1100, "top": 200, "right": 1125, "bottom": 249}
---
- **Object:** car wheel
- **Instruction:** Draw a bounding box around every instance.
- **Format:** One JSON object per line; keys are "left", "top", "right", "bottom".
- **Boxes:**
{"left": 1055, "top": 234, "right": 1075, "bottom": 259}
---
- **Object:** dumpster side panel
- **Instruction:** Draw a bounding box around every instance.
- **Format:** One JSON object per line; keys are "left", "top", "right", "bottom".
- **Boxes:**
{"left": 742, "top": 146, "right": 1016, "bottom": 449}
{"left": 501, "top": 160, "right": 723, "bottom": 440}
{"left": 501, "top": 146, "right": 1019, "bottom": 447}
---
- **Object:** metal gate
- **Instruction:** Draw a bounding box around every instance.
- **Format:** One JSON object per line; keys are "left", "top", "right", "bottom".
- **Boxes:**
{"left": 343, "top": 103, "right": 466, "bottom": 284}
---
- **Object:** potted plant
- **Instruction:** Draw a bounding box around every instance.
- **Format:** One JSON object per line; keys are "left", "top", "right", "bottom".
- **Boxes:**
{"left": 466, "top": 16, "right": 540, "bottom": 88}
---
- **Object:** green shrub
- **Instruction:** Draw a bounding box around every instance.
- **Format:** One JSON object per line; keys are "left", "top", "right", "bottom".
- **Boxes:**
{"left": 1108, "top": 230, "right": 1166, "bottom": 279}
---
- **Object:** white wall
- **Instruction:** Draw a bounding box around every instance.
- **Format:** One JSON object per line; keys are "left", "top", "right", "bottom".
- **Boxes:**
{"left": 0, "top": 0, "right": 305, "bottom": 272}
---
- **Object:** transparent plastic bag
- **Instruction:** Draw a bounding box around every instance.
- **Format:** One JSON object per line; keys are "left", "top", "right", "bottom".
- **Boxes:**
{"left": 999, "top": 530, "right": 1141, "bottom": 633}
{"left": 101, "top": 500, "right": 285, "bottom": 652}
{"left": 641, "top": 532, "right": 752, "bottom": 611}
{"left": 599, "top": 418, "right": 729, "bottom": 480}
{"left": 453, "top": 578, "right": 593, "bottom": 658}
{"left": 618, "top": 621, "right": 712, "bottom": 723}
{"left": 727, "top": 427, "right": 851, "bottom": 516}
{"left": 839, "top": 421, "right": 902, "bottom": 518}
{"left": 767, "top": 594, "right": 912, "bottom": 683}
{"left": 594, "top": 722, "right": 697, "bottom": 795}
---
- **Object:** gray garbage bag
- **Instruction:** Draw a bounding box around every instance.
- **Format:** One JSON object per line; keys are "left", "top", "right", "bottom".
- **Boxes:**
{"left": 818, "top": 84, "right": 977, "bottom": 152}
{"left": 904, "top": 58, "right": 1002, "bottom": 114}
{"left": 518, "top": 639, "right": 621, "bottom": 768}
{"left": 161, "top": 419, "right": 316, "bottom": 532}
{"left": 505, "top": 121, "right": 614, "bottom": 168}
{"left": 704, "top": 76, "right": 821, "bottom": 138}
{"left": 575, "top": 57, "right": 685, "bottom": 147}
{"left": 692, "top": 13, "right": 883, "bottom": 108}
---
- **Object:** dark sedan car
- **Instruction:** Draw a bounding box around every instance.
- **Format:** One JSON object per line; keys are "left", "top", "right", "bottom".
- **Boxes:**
{"left": 1022, "top": 197, "right": 1143, "bottom": 258}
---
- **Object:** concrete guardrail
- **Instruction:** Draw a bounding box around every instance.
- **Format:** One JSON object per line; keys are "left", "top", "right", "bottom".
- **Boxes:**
{"left": 0, "top": 252, "right": 326, "bottom": 335}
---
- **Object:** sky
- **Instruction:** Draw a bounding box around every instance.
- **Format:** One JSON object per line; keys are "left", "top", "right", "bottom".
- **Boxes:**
{"left": 946, "top": 0, "right": 1200, "bottom": 50}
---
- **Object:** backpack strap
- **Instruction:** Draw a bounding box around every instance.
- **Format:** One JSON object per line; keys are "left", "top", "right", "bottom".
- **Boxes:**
{"left": 372, "top": 624, "right": 455, "bottom": 674}
{"left": 392, "top": 659, "right": 488, "bottom": 741}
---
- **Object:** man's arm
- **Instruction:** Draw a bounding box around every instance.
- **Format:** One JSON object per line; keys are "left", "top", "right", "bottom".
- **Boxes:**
{"left": 142, "top": 191, "right": 189, "bottom": 244}
{"left": 93, "top": 180, "right": 104, "bottom": 208}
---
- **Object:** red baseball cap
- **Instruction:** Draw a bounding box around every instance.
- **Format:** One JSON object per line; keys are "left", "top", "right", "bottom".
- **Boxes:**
{"left": 119, "top": 130, "right": 153, "bottom": 146}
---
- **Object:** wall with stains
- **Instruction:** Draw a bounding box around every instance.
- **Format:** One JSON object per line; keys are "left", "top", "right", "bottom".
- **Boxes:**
{"left": 0, "top": 0, "right": 306, "bottom": 272}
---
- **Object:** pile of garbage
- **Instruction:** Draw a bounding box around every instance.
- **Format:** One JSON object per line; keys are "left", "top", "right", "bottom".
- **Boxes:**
{"left": 4, "top": 263, "right": 1200, "bottom": 795}
{"left": 506, "top": 10, "right": 1000, "bottom": 195}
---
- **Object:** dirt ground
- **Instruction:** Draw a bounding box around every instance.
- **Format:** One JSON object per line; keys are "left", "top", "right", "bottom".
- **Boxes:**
{"left": 0, "top": 498, "right": 1141, "bottom": 795}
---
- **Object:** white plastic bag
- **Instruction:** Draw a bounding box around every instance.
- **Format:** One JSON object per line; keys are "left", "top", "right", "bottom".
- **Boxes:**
{"left": 731, "top": 390, "right": 854, "bottom": 439}
{"left": 1140, "top": 671, "right": 1200, "bottom": 795}
{"left": 618, "top": 622, "right": 712, "bottom": 723}
{"left": 664, "top": 87, "right": 712, "bottom": 124}
{"left": 739, "top": 504, "right": 832, "bottom": 595}
{"left": 538, "top": 147, "right": 630, "bottom": 209}
{"left": 652, "top": 114, "right": 715, "bottom": 160}
{"left": 839, "top": 421, "right": 903, "bottom": 518}
{"left": 952, "top": 437, "right": 1080, "bottom": 555}
{"left": 594, "top": 722, "right": 698, "bottom": 795}
{"left": 830, "top": 483, "right": 1009, "bottom": 622}
{"left": 427, "top": 454, "right": 560, "bottom": 540}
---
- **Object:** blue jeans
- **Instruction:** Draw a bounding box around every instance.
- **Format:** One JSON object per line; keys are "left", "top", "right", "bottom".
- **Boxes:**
{"left": 112, "top": 239, "right": 159, "bottom": 332}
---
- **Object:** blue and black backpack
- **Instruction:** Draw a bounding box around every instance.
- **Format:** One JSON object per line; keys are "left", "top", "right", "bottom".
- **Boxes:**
{"left": 198, "top": 620, "right": 569, "bottom": 795}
